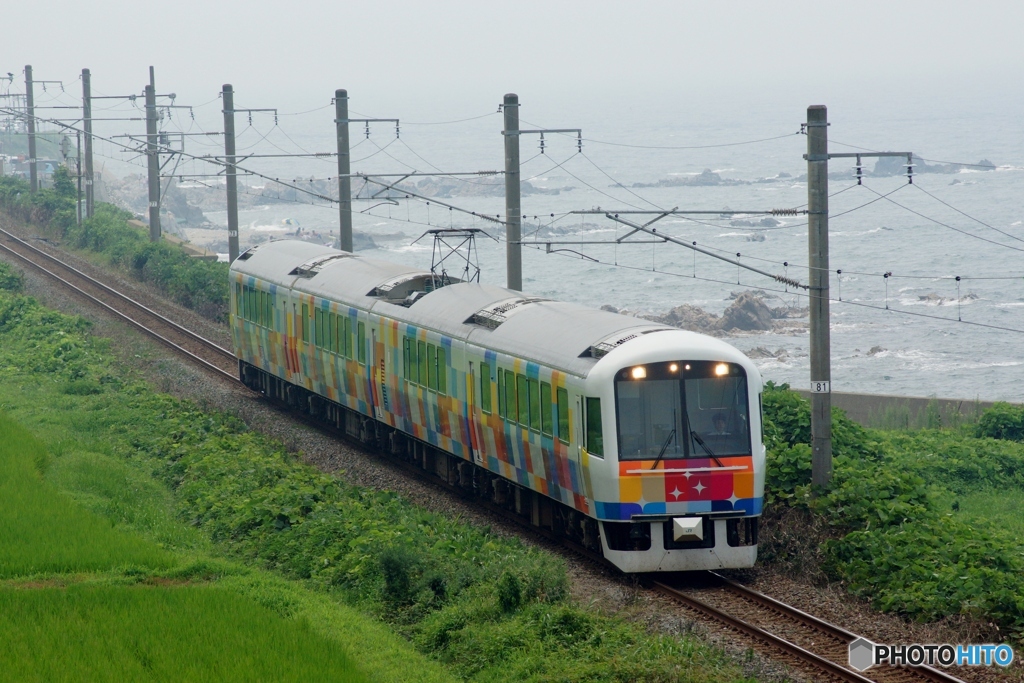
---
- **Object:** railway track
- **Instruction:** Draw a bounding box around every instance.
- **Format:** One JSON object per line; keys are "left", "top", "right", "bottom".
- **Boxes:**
{"left": 652, "top": 573, "right": 967, "bottom": 683}
{"left": 0, "top": 230, "right": 974, "bottom": 683}
{"left": 0, "top": 227, "right": 238, "bottom": 381}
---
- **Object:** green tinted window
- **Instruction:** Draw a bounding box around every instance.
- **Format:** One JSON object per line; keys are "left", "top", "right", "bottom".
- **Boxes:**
{"left": 260, "top": 291, "right": 267, "bottom": 326}
{"left": 417, "top": 341, "right": 427, "bottom": 385}
{"left": 328, "top": 312, "right": 337, "bottom": 352}
{"left": 427, "top": 344, "right": 437, "bottom": 390}
{"left": 301, "top": 303, "right": 309, "bottom": 342}
{"left": 497, "top": 369, "right": 505, "bottom": 418}
{"left": 557, "top": 387, "right": 569, "bottom": 444}
{"left": 437, "top": 347, "right": 447, "bottom": 395}
{"left": 506, "top": 371, "right": 517, "bottom": 422}
{"left": 528, "top": 378, "right": 540, "bottom": 431}
{"left": 315, "top": 309, "right": 323, "bottom": 347}
{"left": 480, "top": 363, "right": 492, "bottom": 414}
{"left": 540, "top": 381, "right": 552, "bottom": 436}
{"left": 342, "top": 317, "right": 351, "bottom": 357}
{"left": 585, "top": 397, "right": 603, "bottom": 457}
{"left": 357, "top": 321, "right": 366, "bottom": 364}
{"left": 235, "top": 284, "right": 242, "bottom": 317}
{"left": 403, "top": 338, "right": 411, "bottom": 378}
{"left": 517, "top": 374, "right": 529, "bottom": 428}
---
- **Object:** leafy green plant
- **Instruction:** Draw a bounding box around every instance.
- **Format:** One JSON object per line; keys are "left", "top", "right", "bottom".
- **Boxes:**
{"left": 976, "top": 402, "right": 1024, "bottom": 442}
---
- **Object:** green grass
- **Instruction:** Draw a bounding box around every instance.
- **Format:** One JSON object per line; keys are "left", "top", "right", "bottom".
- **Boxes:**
{"left": 958, "top": 488, "right": 1024, "bottom": 539}
{"left": 0, "top": 584, "right": 363, "bottom": 683}
{"left": 0, "top": 413, "right": 174, "bottom": 578}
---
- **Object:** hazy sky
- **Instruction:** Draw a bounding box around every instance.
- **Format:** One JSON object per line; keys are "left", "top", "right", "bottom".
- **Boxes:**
{"left": 5, "top": 0, "right": 1022, "bottom": 118}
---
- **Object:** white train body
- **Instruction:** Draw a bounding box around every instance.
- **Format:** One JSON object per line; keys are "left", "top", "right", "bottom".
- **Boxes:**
{"left": 230, "top": 240, "right": 765, "bottom": 572}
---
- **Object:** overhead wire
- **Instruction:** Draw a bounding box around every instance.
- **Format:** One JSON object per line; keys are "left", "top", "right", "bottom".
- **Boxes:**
{"left": 862, "top": 184, "right": 1024, "bottom": 253}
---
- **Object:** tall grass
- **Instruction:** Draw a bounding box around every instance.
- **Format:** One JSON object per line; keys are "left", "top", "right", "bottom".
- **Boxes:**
{"left": 0, "top": 414, "right": 174, "bottom": 578}
{"left": 0, "top": 585, "right": 363, "bottom": 683}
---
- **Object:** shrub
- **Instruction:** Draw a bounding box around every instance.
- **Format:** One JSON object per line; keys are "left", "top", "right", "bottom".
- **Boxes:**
{"left": 0, "top": 262, "right": 23, "bottom": 293}
{"left": 976, "top": 402, "right": 1024, "bottom": 442}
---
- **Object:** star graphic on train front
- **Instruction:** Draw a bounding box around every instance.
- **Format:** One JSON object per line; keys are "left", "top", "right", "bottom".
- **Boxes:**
{"left": 669, "top": 487, "right": 683, "bottom": 500}
{"left": 693, "top": 481, "right": 706, "bottom": 495}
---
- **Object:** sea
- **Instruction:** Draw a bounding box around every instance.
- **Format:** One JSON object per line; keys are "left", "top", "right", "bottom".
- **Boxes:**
{"left": 148, "top": 83, "right": 1024, "bottom": 403}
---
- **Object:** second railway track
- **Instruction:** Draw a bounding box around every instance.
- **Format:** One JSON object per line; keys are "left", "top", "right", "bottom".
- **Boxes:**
{"left": 0, "top": 227, "right": 238, "bottom": 380}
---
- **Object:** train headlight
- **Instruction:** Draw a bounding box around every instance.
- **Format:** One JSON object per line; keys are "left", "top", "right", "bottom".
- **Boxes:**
{"left": 669, "top": 363, "right": 678, "bottom": 373}
{"left": 715, "top": 363, "right": 729, "bottom": 376}
{"left": 631, "top": 366, "right": 646, "bottom": 380}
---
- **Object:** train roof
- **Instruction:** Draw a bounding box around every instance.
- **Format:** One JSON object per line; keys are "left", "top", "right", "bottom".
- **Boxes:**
{"left": 232, "top": 240, "right": 672, "bottom": 376}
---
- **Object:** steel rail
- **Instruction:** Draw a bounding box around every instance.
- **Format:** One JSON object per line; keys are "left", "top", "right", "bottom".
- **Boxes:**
{"left": 713, "top": 576, "right": 966, "bottom": 683}
{"left": 651, "top": 579, "right": 877, "bottom": 682}
{"left": 653, "top": 576, "right": 966, "bottom": 683}
{"left": 0, "top": 229, "right": 237, "bottom": 381}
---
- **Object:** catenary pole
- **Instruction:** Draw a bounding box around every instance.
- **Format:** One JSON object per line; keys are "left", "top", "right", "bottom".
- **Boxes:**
{"left": 806, "top": 105, "right": 832, "bottom": 487}
{"left": 144, "top": 67, "right": 160, "bottom": 241}
{"left": 25, "top": 65, "right": 37, "bottom": 193}
{"left": 222, "top": 84, "right": 239, "bottom": 262}
{"left": 76, "top": 130, "right": 82, "bottom": 227}
{"left": 503, "top": 93, "right": 522, "bottom": 291}
{"left": 335, "top": 89, "right": 352, "bottom": 252}
{"left": 82, "top": 68, "right": 94, "bottom": 217}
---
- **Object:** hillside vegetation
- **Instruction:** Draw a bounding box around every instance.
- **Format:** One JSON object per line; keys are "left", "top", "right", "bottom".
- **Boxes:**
{"left": 761, "top": 382, "right": 1024, "bottom": 642}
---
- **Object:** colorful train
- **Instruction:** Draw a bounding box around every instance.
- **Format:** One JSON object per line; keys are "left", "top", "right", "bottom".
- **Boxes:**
{"left": 230, "top": 240, "right": 765, "bottom": 572}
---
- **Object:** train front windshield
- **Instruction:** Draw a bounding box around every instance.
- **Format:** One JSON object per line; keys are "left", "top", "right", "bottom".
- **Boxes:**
{"left": 615, "top": 361, "right": 750, "bottom": 461}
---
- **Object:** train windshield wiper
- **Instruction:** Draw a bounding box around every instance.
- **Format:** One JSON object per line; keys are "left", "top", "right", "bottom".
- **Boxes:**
{"left": 690, "top": 431, "right": 724, "bottom": 467}
{"left": 650, "top": 429, "right": 676, "bottom": 471}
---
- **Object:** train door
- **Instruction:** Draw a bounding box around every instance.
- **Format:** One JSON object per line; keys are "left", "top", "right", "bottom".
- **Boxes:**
{"left": 466, "top": 361, "right": 484, "bottom": 466}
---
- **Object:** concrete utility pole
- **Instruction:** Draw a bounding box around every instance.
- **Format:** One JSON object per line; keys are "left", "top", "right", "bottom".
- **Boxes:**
{"left": 82, "top": 68, "right": 94, "bottom": 218}
{"left": 222, "top": 84, "right": 239, "bottom": 262}
{"left": 144, "top": 67, "right": 161, "bottom": 241}
{"left": 335, "top": 89, "right": 352, "bottom": 252}
{"left": 25, "top": 65, "right": 37, "bottom": 193}
{"left": 503, "top": 93, "right": 522, "bottom": 291}
{"left": 806, "top": 105, "right": 832, "bottom": 487}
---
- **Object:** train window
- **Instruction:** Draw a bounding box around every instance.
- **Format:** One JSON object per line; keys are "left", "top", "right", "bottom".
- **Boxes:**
{"left": 343, "top": 316, "right": 352, "bottom": 358}
{"left": 243, "top": 286, "right": 251, "bottom": 321}
{"left": 403, "top": 338, "right": 412, "bottom": 378}
{"left": 556, "top": 387, "right": 569, "bottom": 444}
{"left": 540, "top": 381, "right": 552, "bottom": 436}
{"left": 585, "top": 397, "right": 604, "bottom": 457}
{"left": 417, "top": 341, "right": 427, "bottom": 384}
{"left": 437, "top": 347, "right": 447, "bottom": 395}
{"left": 260, "top": 291, "right": 267, "bottom": 326}
{"left": 496, "top": 369, "right": 505, "bottom": 418}
{"left": 516, "top": 374, "right": 529, "bottom": 428}
{"left": 326, "top": 312, "right": 335, "bottom": 351}
{"left": 505, "top": 370, "right": 517, "bottom": 423}
{"left": 480, "top": 363, "right": 492, "bottom": 414}
{"left": 267, "top": 293, "right": 274, "bottom": 328}
{"left": 313, "top": 309, "right": 321, "bottom": 346}
{"left": 235, "top": 284, "right": 242, "bottom": 317}
{"left": 301, "top": 304, "right": 310, "bottom": 343}
{"left": 528, "top": 378, "right": 540, "bottom": 431}
{"left": 357, "top": 321, "right": 366, "bottom": 364}
{"left": 427, "top": 344, "right": 438, "bottom": 390}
